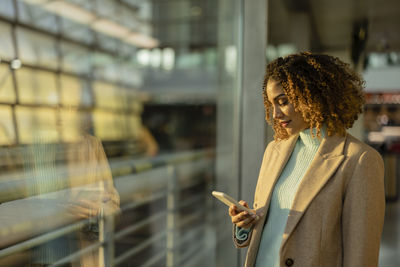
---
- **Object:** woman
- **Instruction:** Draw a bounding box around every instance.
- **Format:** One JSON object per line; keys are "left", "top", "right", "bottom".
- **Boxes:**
{"left": 229, "top": 52, "right": 385, "bottom": 267}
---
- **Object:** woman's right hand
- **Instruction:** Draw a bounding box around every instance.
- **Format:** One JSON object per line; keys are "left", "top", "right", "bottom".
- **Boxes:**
{"left": 229, "top": 200, "right": 261, "bottom": 229}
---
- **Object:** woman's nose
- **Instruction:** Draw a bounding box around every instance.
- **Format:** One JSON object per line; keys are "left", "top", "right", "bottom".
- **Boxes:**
{"left": 273, "top": 106, "right": 283, "bottom": 119}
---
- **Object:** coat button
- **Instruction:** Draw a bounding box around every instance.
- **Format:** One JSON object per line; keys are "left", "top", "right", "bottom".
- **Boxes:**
{"left": 285, "top": 258, "right": 294, "bottom": 266}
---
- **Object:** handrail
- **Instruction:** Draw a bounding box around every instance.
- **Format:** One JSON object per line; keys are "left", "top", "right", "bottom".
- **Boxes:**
{"left": 141, "top": 250, "right": 166, "bottom": 267}
{"left": 114, "top": 211, "right": 167, "bottom": 240}
{"left": 114, "top": 230, "right": 167, "bottom": 265}
{"left": 0, "top": 149, "right": 214, "bottom": 204}
{"left": 0, "top": 219, "right": 88, "bottom": 258}
{"left": 49, "top": 240, "right": 104, "bottom": 267}
{"left": 178, "top": 209, "right": 206, "bottom": 229}
{"left": 178, "top": 194, "right": 205, "bottom": 209}
{"left": 120, "top": 191, "right": 167, "bottom": 212}
{"left": 0, "top": 149, "right": 215, "bottom": 267}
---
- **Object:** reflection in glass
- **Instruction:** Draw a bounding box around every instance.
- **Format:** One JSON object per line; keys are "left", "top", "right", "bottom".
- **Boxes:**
{"left": 0, "top": 0, "right": 14, "bottom": 19}
{"left": 0, "top": 105, "right": 16, "bottom": 145}
{"left": 0, "top": 22, "right": 14, "bottom": 60}
{"left": 93, "top": 110, "right": 129, "bottom": 141}
{"left": 60, "top": 74, "right": 92, "bottom": 107}
{"left": 96, "top": 0, "right": 117, "bottom": 18}
{"left": 93, "top": 81, "right": 119, "bottom": 109}
{"left": 60, "top": 17, "right": 93, "bottom": 44}
{"left": 59, "top": 108, "right": 91, "bottom": 143}
{"left": 17, "top": 1, "right": 59, "bottom": 34}
{"left": 17, "top": 68, "right": 58, "bottom": 105}
{"left": 16, "top": 106, "right": 59, "bottom": 144}
{"left": 16, "top": 27, "right": 58, "bottom": 69}
{"left": 60, "top": 42, "right": 91, "bottom": 74}
{"left": 0, "top": 64, "right": 16, "bottom": 103}
{"left": 92, "top": 52, "right": 119, "bottom": 81}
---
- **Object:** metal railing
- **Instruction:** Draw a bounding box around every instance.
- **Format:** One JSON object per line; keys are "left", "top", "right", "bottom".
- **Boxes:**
{"left": 0, "top": 149, "right": 215, "bottom": 267}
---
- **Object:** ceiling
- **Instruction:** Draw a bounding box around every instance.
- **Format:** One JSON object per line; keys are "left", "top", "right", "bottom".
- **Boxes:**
{"left": 268, "top": 0, "right": 400, "bottom": 54}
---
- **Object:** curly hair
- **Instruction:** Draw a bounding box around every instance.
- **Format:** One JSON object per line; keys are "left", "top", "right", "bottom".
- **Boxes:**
{"left": 263, "top": 52, "right": 365, "bottom": 140}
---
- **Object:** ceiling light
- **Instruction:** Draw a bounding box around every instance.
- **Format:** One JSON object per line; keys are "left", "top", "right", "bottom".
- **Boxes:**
{"left": 126, "top": 33, "right": 159, "bottom": 49}
{"left": 11, "top": 59, "right": 22, "bottom": 70}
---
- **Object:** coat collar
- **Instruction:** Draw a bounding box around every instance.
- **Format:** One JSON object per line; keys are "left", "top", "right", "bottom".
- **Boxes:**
{"left": 256, "top": 133, "right": 347, "bottom": 250}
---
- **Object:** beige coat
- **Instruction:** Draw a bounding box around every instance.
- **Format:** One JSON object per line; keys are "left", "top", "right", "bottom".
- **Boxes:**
{"left": 234, "top": 133, "right": 385, "bottom": 267}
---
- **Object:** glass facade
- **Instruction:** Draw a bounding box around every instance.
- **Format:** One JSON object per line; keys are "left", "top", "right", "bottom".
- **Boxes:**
{"left": 0, "top": 0, "right": 261, "bottom": 266}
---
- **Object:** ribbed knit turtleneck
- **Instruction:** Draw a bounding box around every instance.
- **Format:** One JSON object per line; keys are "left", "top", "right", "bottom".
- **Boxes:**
{"left": 253, "top": 128, "right": 324, "bottom": 267}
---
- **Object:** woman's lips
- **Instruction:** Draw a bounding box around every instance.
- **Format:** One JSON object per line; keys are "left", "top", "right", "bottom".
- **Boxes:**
{"left": 280, "top": 120, "right": 291, "bottom": 127}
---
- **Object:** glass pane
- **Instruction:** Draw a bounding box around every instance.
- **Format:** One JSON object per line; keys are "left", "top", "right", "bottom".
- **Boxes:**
{"left": 96, "top": 0, "right": 117, "bottom": 18}
{"left": 0, "top": 21, "right": 15, "bottom": 60}
{"left": 0, "top": 0, "right": 14, "bottom": 19}
{"left": 60, "top": 42, "right": 91, "bottom": 74}
{"left": 93, "top": 81, "right": 118, "bottom": 109}
{"left": 59, "top": 108, "right": 90, "bottom": 142}
{"left": 92, "top": 52, "right": 118, "bottom": 81}
{"left": 120, "top": 63, "right": 143, "bottom": 87}
{"left": 16, "top": 106, "right": 58, "bottom": 144}
{"left": 126, "top": 113, "right": 141, "bottom": 138}
{"left": 96, "top": 34, "right": 119, "bottom": 54}
{"left": 93, "top": 110, "right": 123, "bottom": 140}
{"left": 17, "top": 1, "right": 59, "bottom": 34}
{"left": 16, "top": 68, "right": 58, "bottom": 105}
{"left": 0, "top": 64, "right": 16, "bottom": 103}
{"left": 16, "top": 27, "right": 58, "bottom": 69}
{"left": 59, "top": 17, "right": 93, "bottom": 44}
{"left": 60, "top": 74, "right": 92, "bottom": 107}
{"left": 0, "top": 105, "right": 16, "bottom": 145}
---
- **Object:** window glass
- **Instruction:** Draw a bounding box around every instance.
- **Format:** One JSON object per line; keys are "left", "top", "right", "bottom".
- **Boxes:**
{"left": 17, "top": 1, "right": 59, "bottom": 34}
{"left": 16, "top": 68, "right": 58, "bottom": 105}
{"left": 93, "top": 81, "right": 118, "bottom": 109}
{"left": 96, "top": 0, "right": 117, "bottom": 18}
{"left": 0, "top": 64, "right": 16, "bottom": 103}
{"left": 0, "top": 0, "right": 14, "bottom": 19}
{"left": 0, "top": 105, "right": 16, "bottom": 145}
{"left": 93, "top": 110, "right": 124, "bottom": 140}
{"left": 59, "top": 18, "right": 93, "bottom": 44}
{"left": 59, "top": 108, "right": 90, "bottom": 142}
{"left": 126, "top": 113, "right": 141, "bottom": 138}
{"left": 16, "top": 27, "right": 58, "bottom": 69}
{"left": 120, "top": 63, "right": 143, "bottom": 87}
{"left": 0, "top": 21, "right": 15, "bottom": 60}
{"left": 96, "top": 33, "right": 119, "bottom": 53}
{"left": 118, "top": 7, "right": 141, "bottom": 30}
{"left": 92, "top": 52, "right": 119, "bottom": 82}
{"left": 60, "top": 74, "right": 92, "bottom": 107}
{"left": 16, "top": 106, "right": 58, "bottom": 144}
{"left": 60, "top": 42, "right": 91, "bottom": 75}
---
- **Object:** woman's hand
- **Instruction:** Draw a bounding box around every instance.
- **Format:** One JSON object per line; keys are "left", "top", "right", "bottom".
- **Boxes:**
{"left": 66, "top": 198, "right": 101, "bottom": 219}
{"left": 229, "top": 200, "right": 261, "bottom": 229}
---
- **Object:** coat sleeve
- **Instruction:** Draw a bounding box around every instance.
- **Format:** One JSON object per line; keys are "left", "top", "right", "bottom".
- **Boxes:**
{"left": 232, "top": 225, "right": 253, "bottom": 248}
{"left": 232, "top": 141, "right": 275, "bottom": 248}
{"left": 342, "top": 149, "right": 385, "bottom": 267}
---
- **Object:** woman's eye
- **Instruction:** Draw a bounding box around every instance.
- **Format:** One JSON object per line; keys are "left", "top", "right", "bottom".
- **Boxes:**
{"left": 278, "top": 99, "right": 288, "bottom": 106}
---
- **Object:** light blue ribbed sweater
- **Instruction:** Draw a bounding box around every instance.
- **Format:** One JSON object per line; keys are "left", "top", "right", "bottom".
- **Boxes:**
{"left": 236, "top": 128, "right": 323, "bottom": 267}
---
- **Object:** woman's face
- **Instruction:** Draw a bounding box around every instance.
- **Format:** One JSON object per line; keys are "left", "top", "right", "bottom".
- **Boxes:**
{"left": 266, "top": 79, "right": 308, "bottom": 136}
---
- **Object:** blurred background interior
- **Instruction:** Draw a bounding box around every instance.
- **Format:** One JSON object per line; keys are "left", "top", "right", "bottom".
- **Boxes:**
{"left": 0, "top": 0, "right": 398, "bottom": 266}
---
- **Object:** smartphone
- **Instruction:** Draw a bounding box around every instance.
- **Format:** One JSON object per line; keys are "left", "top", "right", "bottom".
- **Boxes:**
{"left": 212, "top": 191, "right": 255, "bottom": 215}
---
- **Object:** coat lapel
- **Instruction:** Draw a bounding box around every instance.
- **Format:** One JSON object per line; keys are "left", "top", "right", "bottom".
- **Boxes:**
{"left": 246, "top": 134, "right": 299, "bottom": 265}
{"left": 258, "top": 134, "right": 299, "bottom": 209}
{"left": 280, "top": 134, "right": 347, "bottom": 249}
